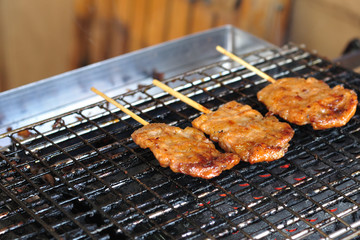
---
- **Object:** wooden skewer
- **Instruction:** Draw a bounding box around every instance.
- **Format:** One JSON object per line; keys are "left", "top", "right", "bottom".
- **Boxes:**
{"left": 153, "top": 79, "right": 212, "bottom": 114}
{"left": 216, "top": 45, "right": 276, "bottom": 84}
{"left": 91, "top": 87, "right": 149, "bottom": 126}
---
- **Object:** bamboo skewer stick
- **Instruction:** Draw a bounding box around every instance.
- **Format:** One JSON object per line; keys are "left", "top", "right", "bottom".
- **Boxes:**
{"left": 153, "top": 79, "right": 212, "bottom": 114}
{"left": 91, "top": 87, "right": 149, "bottom": 126}
{"left": 216, "top": 45, "right": 276, "bottom": 84}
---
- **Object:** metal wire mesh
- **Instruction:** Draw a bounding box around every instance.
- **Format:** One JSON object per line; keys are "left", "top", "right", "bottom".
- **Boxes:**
{"left": 1, "top": 43, "right": 360, "bottom": 239}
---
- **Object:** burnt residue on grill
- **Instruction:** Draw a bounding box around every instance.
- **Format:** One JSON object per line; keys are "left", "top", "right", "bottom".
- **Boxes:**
{"left": 1, "top": 44, "right": 360, "bottom": 239}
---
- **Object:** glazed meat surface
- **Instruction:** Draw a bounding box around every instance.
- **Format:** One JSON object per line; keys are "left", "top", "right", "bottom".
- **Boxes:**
{"left": 257, "top": 77, "right": 358, "bottom": 130}
{"left": 192, "top": 101, "right": 294, "bottom": 164}
{"left": 131, "top": 123, "right": 240, "bottom": 179}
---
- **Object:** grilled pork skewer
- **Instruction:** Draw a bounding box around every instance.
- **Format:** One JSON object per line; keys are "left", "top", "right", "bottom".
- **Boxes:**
{"left": 153, "top": 80, "right": 294, "bottom": 164}
{"left": 257, "top": 77, "right": 358, "bottom": 130}
{"left": 91, "top": 87, "right": 240, "bottom": 179}
{"left": 216, "top": 46, "right": 358, "bottom": 130}
{"left": 132, "top": 123, "right": 240, "bottom": 179}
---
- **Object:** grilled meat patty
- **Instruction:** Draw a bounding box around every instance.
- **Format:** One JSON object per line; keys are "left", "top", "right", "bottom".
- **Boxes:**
{"left": 131, "top": 123, "right": 240, "bottom": 179}
{"left": 192, "top": 101, "right": 294, "bottom": 164}
{"left": 257, "top": 77, "right": 358, "bottom": 130}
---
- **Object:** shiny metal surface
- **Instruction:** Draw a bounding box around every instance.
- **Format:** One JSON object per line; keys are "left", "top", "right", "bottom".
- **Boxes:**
{"left": 0, "top": 25, "right": 272, "bottom": 132}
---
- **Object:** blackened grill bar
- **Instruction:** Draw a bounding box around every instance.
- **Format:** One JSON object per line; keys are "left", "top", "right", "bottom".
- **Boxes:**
{"left": 1, "top": 29, "right": 360, "bottom": 238}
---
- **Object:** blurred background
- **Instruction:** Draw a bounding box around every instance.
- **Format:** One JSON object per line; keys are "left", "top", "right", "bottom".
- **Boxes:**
{"left": 0, "top": 0, "right": 359, "bottom": 92}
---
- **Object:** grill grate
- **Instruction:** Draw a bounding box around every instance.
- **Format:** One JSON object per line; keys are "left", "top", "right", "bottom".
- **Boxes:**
{"left": 1, "top": 43, "right": 360, "bottom": 239}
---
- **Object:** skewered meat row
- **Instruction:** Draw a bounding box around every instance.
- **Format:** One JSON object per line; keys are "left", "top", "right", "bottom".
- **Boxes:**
{"left": 92, "top": 87, "right": 240, "bottom": 179}
{"left": 257, "top": 77, "right": 358, "bottom": 130}
{"left": 152, "top": 79, "right": 295, "bottom": 164}
{"left": 131, "top": 123, "right": 240, "bottom": 179}
{"left": 192, "top": 101, "right": 294, "bottom": 164}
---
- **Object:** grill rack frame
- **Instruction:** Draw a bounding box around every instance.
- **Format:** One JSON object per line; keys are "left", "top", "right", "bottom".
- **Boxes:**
{"left": 0, "top": 43, "right": 360, "bottom": 239}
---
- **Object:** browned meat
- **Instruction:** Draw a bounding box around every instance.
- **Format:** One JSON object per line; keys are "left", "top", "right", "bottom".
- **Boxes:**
{"left": 192, "top": 101, "right": 294, "bottom": 164}
{"left": 131, "top": 123, "right": 240, "bottom": 179}
{"left": 257, "top": 77, "right": 358, "bottom": 130}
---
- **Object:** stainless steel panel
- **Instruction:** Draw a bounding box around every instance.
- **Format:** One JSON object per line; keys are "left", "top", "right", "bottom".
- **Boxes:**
{"left": 0, "top": 25, "right": 272, "bottom": 132}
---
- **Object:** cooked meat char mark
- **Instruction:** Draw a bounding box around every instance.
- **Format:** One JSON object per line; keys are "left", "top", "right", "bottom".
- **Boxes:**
{"left": 257, "top": 77, "right": 358, "bottom": 130}
{"left": 192, "top": 101, "right": 294, "bottom": 164}
{"left": 131, "top": 123, "right": 240, "bottom": 179}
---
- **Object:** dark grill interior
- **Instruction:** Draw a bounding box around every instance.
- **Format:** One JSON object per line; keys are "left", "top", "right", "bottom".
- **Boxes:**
{"left": 1, "top": 44, "right": 360, "bottom": 239}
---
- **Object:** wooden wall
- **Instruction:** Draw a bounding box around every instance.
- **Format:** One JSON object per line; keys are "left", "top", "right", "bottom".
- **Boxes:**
{"left": 0, "top": 0, "right": 291, "bottom": 91}
{"left": 71, "top": 0, "right": 291, "bottom": 67}
{"left": 0, "top": 0, "right": 74, "bottom": 90}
